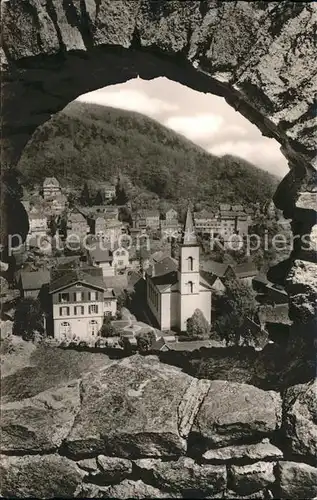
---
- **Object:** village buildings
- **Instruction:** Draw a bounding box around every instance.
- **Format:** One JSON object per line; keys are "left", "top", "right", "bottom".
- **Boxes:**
{"left": 146, "top": 207, "right": 212, "bottom": 331}
{"left": 194, "top": 204, "right": 253, "bottom": 239}
{"left": 134, "top": 210, "right": 160, "bottom": 230}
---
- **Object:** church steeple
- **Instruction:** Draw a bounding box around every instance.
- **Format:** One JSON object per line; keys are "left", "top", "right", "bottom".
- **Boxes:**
{"left": 182, "top": 205, "right": 198, "bottom": 246}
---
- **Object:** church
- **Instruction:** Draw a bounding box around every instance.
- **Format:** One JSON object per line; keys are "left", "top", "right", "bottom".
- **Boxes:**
{"left": 146, "top": 207, "right": 212, "bottom": 332}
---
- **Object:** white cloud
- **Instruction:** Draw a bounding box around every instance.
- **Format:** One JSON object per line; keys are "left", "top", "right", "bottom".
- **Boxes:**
{"left": 165, "top": 114, "right": 224, "bottom": 141}
{"left": 208, "top": 138, "right": 288, "bottom": 176}
{"left": 77, "top": 88, "right": 178, "bottom": 117}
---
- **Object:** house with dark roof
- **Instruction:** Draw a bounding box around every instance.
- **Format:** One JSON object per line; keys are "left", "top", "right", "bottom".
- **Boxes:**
{"left": 87, "top": 247, "right": 115, "bottom": 277}
{"left": 49, "top": 267, "right": 117, "bottom": 341}
{"left": 200, "top": 261, "right": 235, "bottom": 293}
{"left": 236, "top": 317, "right": 269, "bottom": 350}
{"left": 234, "top": 262, "right": 258, "bottom": 285}
{"left": 19, "top": 270, "right": 50, "bottom": 298}
{"left": 146, "top": 207, "right": 212, "bottom": 331}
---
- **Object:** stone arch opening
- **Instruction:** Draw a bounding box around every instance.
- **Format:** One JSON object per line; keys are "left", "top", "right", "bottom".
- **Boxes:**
{"left": 1, "top": 1, "right": 316, "bottom": 371}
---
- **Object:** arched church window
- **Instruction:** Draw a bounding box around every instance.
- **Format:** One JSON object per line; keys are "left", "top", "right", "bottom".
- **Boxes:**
{"left": 188, "top": 256, "right": 193, "bottom": 271}
{"left": 188, "top": 281, "right": 193, "bottom": 293}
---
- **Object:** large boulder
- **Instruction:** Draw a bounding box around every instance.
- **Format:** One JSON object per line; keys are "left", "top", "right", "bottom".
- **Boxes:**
{"left": 64, "top": 355, "right": 204, "bottom": 459}
{"left": 0, "top": 454, "right": 84, "bottom": 498}
{"left": 134, "top": 456, "right": 226, "bottom": 497}
{"left": 0, "top": 381, "right": 81, "bottom": 453}
{"left": 96, "top": 456, "right": 133, "bottom": 484}
{"left": 283, "top": 379, "right": 317, "bottom": 461}
{"left": 189, "top": 380, "right": 282, "bottom": 452}
{"left": 202, "top": 439, "right": 283, "bottom": 463}
{"left": 228, "top": 461, "right": 276, "bottom": 496}
{"left": 277, "top": 461, "right": 317, "bottom": 499}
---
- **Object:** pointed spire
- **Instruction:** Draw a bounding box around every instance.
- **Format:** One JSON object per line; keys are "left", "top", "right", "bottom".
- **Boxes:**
{"left": 182, "top": 205, "right": 198, "bottom": 246}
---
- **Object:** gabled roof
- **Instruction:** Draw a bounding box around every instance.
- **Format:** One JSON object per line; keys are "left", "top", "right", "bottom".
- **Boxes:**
{"left": 149, "top": 256, "right": 178, "bottom": 278}
{"left": 20, "top": 270, "right": 50, "bottom": 290}
{"left": 199, "top": 272, "right": 220, "bottom": 290}
{"left": 49, "top": 267, "right": 106, "bottom": 293}
{"left": 88, "top": 247, "right": 113, "bottom": 263}
{"left": 234, "top": 262, "right": 258, "bottom": 278}
{"left": 104, "top": 274, "right": 128, "bottom": 292}
{"left": 43, "top": 177, "right": 60, "bottom": 187}
{"left": 200, "top": 260, "right": 232, "bottom": 278}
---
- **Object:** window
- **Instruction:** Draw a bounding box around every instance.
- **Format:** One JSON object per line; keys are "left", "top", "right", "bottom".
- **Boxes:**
{"left": 118, "top": 260, "right": 124, "bottom": 266}
{"left": 188, "top": 281, "right": 193, "bottom": 293}
{"left": 104, "top": 300, "right": 112, "bottom": 308}
{"left": 60, "top": 321, "right": 71, "bottom": 336}
{"left": 89, "top": 291, "right": 97, "bottom": 301}
{"left": 188, "top": 256, "right": 193, "bottom": 271}
{"left": 89, "top": 304, "right": 99, "bottom": 314}
{"left": 88, "top": 319, "right": 99, "bottom": 336}
{"left": 74, "top": 292, "right": 83, "bottom": 302}
{"left": 74, "top": 306, "right": 84, "bottom": 315}
{"left": 59, "top": 293, "right": 69, "bottom": 303}
{"left": 60, "top": 306, "right": 70, "bottom": 316}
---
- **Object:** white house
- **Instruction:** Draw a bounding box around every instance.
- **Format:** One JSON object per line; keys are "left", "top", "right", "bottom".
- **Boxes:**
{"left": 112, "top": 246, "right": 129, "bottom": 271}
{"left": 49, "top": 267, "right": 117, "bottom": 341}
{"left": 43, "top": 177, "right": 61, "bottom": 199}
{"left": 146, "top": 207, "right": 212, "bottom": 331}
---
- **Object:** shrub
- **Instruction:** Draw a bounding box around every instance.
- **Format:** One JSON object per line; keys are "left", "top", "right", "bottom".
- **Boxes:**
{"left": 186, "top": 309, "right": 209, "bottom": 339}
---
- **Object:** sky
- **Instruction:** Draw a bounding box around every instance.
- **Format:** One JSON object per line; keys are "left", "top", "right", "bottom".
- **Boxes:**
{"left": 77, "top": 77, "right": 289, "bottom": 178}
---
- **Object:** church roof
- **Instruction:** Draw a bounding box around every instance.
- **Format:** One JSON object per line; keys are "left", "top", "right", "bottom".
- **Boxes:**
{"left": 182, "top": 206, "right": 198, "bottom": 246}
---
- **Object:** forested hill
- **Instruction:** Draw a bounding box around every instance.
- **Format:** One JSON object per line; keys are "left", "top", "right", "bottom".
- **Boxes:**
{"left": 18, "top": 101, "right": 278, "bottom": 207}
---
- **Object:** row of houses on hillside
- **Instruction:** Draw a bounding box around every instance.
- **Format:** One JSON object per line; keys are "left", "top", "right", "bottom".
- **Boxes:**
{"left": 43, "top": 177, "right": 116, "bottom": 202}
{"left": 133, "top": 208, "right": 179, "bottom": 232}
{"left": 194, "top": 204, "right": 253, "bottom": 238}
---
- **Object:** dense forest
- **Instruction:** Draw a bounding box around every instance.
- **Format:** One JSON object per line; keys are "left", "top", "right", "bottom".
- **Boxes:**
{"left": 18, "top": 101, "right": 278, "bottom": 209}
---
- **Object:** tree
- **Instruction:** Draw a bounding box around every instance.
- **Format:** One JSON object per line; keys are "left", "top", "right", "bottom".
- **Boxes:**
{"left": 136, "top": 330, "right": 156, "bottom": 353}
{"left": 94, "top": 189, "right": 104, "bottom": 206}
{"left": 186, "top": 309, "right": 209, "bottom": 339}
{"left": 116, "top": 175, "right": 129, "bottom": 205}
{"left": 48, "top": 216, "right": 57, "bottom": 237}
{"left": 13, "top": 298, "right": 44, "bottom": 341}
{"left": 214, "top": 279, "right": 258, "bottom": 345}
{"left": 99, "top": 315, "right": 115, "bottom": 337}
{"left": 80, "top": 182, "right": 90, "bottom": 206}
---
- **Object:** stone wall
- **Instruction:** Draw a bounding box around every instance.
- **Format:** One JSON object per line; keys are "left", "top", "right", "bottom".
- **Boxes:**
{"left": 1, "top": 356, "right": 316, "bottom": 499}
